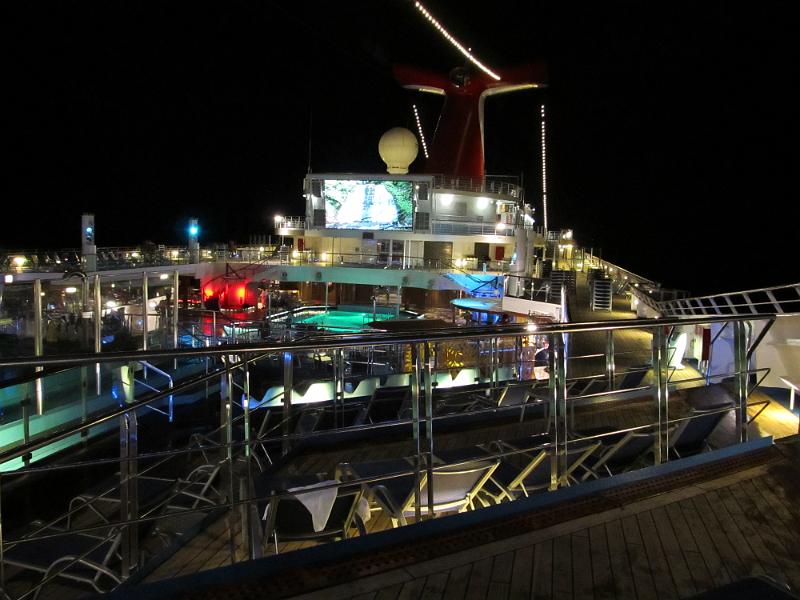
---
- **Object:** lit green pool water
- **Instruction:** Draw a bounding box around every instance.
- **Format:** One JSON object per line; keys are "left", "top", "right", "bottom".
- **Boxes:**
{"left": 294, "top": 310, "right": 395, "bottom": 332}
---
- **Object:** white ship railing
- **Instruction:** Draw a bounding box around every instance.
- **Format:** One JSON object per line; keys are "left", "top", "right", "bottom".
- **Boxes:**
{"left": 658, "top": 282, "right": 800, "bottom": 316}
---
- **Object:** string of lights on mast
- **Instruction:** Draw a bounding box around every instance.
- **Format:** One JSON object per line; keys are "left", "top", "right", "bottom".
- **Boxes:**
{"left": 540, "top": 103, "right": 549, "bottom": 232}
{"left": 413, "top": 1, "right": 501, "bottom": 81}
{"left": 412, "top": 104, "right": 429, "bottom": 159}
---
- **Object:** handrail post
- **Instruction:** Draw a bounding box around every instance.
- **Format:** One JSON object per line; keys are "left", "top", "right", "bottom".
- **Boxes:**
{"left": 221, "top": 355, "right": 236, "bottom": 564}
{"left": 141, "top": 271, "right": 148, "bottom": 353}
{"left": 411, "top": 342, "right": 422, "bottom": 522}
{"left": 652, "top": 325, "right": 670, "bottom": 463}
{"left": 605, "top": 330, "right": 616, "bottom": 390}
{"left": 172, "top": 270, "right": 179, "bottom": 354}
{"left": 334, "top": 348, "right": 344, "bottom": 428}
{"left": 94, "top": 274, "right": 102, "bottom": 395}
{"left": 423, "top": 342, "right": 434, "bottom": 520}
{"left": 550, "top": 333, "right": 568, "bottom": 489}
{"left": 733, "top": 320, "right": 749, "bottom": 443}
{"left": 282, "top": 351, "right": 293, "bottom": 455}
{"left": 33, "top": 278, "right": 44, "bottom": 415}
{"left": 117, "top": 362, "right": 138, "bottom": 578}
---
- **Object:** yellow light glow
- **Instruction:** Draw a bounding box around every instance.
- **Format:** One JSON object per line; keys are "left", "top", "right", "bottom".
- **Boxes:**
{"left": 12, "top": 257, "right": 25, "bottom": 267}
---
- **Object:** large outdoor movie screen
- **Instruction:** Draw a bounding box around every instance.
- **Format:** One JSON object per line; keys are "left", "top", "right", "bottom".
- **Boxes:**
{"left": 323, "top": 179, "right": 413, "bottom": 230}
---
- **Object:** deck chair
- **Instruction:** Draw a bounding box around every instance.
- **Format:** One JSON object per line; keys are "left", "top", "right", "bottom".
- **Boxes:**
{"left": 577, "top": 428, "right": 656, "bottom": 480}
{"left": 486, "top": 436, "right": 600, "bottom": 501}
{"left": 669, "top": 401, "right": 732, "bottom": 458}
{"left": 618, "top": 364, "right": 651, "bottom": 389}
{"left": 67, "top": 474, "right": 177, "bottom": 527}
{"left": 345, "top": 457, "right": 498, "bottom": 527}
{"left": 357, "top": 386, "right": 411, "bottom": 423}
{"left": 167, "top": 462, "right": 223, "bottom": 511}
{"left": 256, "top": 481, "right": 366, "bottom": 554}
{"left": 3, "top": 525, "right": 122, "bottom": 599}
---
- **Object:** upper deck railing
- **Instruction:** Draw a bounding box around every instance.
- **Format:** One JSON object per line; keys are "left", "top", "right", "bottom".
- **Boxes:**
{"left": 658, "top": 282, "right": 800, "bottom": 316}
{"left": 431, "top": 175, "right": 523, "bottom": 199}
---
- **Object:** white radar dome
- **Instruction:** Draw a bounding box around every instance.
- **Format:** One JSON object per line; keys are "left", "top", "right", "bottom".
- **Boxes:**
{"left": 378, "top": 127, "right": 418, "bottom": 174}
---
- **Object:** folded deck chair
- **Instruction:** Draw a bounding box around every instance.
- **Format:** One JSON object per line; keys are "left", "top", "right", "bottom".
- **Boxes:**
{"left": 3, "top": 526, "right": 122, "bottom": 599}
{"left": 344, "top": 456, "right": 497, "bottom": 527}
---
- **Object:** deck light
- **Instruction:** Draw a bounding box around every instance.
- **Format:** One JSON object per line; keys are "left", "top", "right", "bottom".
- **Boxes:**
{"left": 106, "top": 300, "right": 118, "bottom": 308}
{"left": 159, "top": 273, "right": 169, "bottom": 280}
{"left": 12, "top": 257, "right": 25, "bottom": 267}
{"left": 65, "top": 287, "right": 77, "bottom": 294}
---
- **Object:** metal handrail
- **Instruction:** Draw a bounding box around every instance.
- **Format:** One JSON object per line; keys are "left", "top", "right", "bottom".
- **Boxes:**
{"left": 0, "top": 314, "right": 773, "bottom": 370}
{"left": 0, "top": 314, "right": 775, "bottom": 469}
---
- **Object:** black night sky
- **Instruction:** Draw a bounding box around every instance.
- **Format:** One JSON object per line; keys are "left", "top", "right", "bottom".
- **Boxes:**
{"left": 6, "top": 1, "right": 794, "bottom": 296}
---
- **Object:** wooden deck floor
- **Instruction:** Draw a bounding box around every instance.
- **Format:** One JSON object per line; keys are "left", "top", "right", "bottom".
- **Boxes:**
{"left": 288, "top": 437, "right": 800, "bottom": 600}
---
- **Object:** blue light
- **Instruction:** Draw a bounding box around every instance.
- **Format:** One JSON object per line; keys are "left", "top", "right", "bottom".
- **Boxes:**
{"left": 189, "top": 225, "right": 199, "bottom": 236}
{"left": 85, "top": 226, "right": 93, "bottom": 234}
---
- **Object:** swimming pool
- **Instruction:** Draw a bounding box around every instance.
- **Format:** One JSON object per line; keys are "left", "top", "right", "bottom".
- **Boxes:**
{"left": 292, "top": 307, "right": 415, "bottom": 333}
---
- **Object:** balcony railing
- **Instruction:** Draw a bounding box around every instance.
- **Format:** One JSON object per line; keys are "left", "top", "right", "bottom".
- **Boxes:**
{"left": 0, "top": 312, "right": 780, "bottom": 599}
{"left": 432, "top": 175, "right": 523, "bottom": 199}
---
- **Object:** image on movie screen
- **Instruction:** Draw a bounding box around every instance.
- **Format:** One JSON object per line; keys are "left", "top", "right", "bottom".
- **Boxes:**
{"left": 323, "top": 180, "right": 413, "bottom": 230}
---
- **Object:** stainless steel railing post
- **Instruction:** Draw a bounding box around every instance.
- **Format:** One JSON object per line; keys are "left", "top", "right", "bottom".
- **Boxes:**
{"left": 141, "top": 272, "right": 148, "bottom": 354}
{"left": 423, "top": 342, "right": 434, "bottom": 520}
{"left": 411, "top": 342, "right": 422, "bottom": 523}
{"left": 334, "top": 348, "right": 344, "bottom": 428}
{"left": 605, "top": 330, "right": 616, "bottom": 390}
{"left": 221, "top": 355, "right": 236, "bottom": 564}
{"left": 652, "top": 326, "right": 670, "bottom": 463}
{"left": 172, "top": 270, "right": 179, "bottom": 355}
{"left": 118, "top": 362, "right": 138, "bottom": 578}
{"left": 33, "top": 279, "right": 44, "bottom": 415}
{"left": 94, "top": 274, "right": 102, "bottom": 395}
{"left": 733, "top": 320, "right": 749, "bottom": 444}
{"left": 552, "top": 333, "right": 568, "bottom": 488}
{"left": 282, "top": 351, "right": 293, "bottom": 456}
